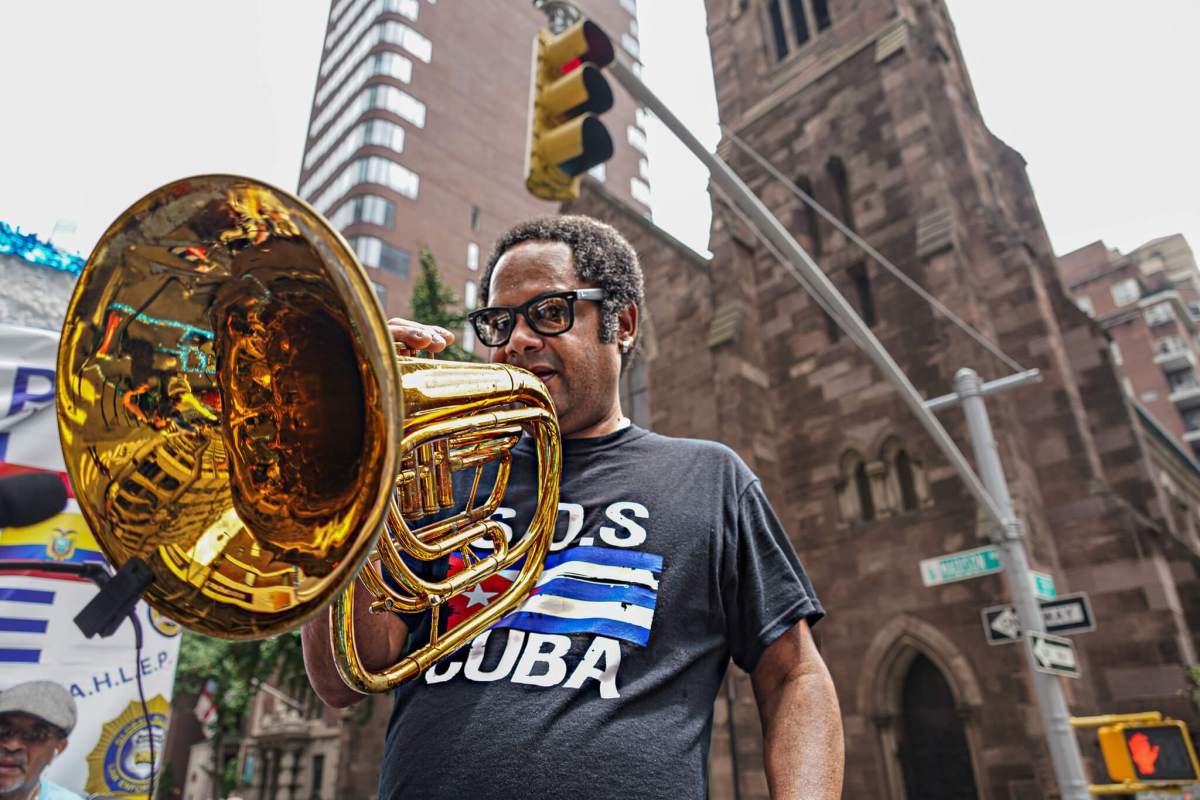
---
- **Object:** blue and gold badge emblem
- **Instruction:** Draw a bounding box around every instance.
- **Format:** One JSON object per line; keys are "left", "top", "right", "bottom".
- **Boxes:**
{"left": 86, "top": 696, "right": 170, "bottom": 796}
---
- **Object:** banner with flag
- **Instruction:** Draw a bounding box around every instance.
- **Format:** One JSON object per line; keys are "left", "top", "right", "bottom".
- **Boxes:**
{"left": 0, "top": 322, "right": 183, "bottom": 798}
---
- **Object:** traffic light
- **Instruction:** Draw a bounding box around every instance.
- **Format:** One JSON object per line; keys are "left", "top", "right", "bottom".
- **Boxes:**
{"left": 525, "top": 19, "right": 615, "bottom": 201}
{"left": 1099, "top": 721, "right": 1200, "bottom": 785}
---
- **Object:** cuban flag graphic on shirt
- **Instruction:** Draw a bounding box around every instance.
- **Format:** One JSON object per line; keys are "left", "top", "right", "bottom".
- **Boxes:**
{"left": 445, "top": 545, "right": 664, "bottom": 647}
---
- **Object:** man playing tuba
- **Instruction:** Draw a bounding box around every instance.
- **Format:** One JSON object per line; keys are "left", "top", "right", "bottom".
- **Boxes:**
{"left": 301, "top": 215, "right": 843, "bottom": 799}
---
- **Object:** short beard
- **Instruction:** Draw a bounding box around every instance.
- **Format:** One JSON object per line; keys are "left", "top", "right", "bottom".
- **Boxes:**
{"left": 0, "top": 773, "right": 30, "bottom": 798}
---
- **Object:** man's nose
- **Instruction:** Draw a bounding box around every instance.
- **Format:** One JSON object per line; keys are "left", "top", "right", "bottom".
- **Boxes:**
{"left": 504, "top": 313, "right": 544, "bottom": 357}
{"left": 0, "top": 734, "right": 25, "bottom": 751}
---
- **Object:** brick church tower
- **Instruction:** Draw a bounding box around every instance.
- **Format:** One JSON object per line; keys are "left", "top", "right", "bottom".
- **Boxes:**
{"left": 566, "top": 0, "right": 1200, "bottom": 797}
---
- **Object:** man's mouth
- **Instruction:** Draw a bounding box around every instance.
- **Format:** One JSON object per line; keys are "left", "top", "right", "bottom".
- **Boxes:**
{"left": 528, "top": 366, "right": 557, "bottom": 384}
{"left": 0, "top": 762, "right": 24, "bottom": 776}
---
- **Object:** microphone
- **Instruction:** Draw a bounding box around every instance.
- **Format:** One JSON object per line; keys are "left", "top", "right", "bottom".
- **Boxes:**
{"left": 0, "top": 473, "right": 69, "bottom": 528}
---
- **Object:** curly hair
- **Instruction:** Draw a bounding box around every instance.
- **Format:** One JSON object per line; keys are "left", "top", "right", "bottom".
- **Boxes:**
{"left": 481, "top": 215, "right": 644, "bottom": 365}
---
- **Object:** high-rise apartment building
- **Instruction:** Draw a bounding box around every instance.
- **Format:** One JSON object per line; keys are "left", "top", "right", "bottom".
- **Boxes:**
{"left": 296, "top": 0, "right": 650, "bottom": 351}
{"left": 1058, "top": 234, "right": 1200, "bottom": 458}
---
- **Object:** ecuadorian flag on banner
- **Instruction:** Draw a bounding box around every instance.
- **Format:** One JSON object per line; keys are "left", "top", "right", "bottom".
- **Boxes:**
{"left": 0, "top": 488, "right": 106, "bottom": 572}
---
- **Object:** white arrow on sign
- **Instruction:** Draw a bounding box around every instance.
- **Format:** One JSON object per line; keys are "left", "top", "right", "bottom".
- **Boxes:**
{"left": 990, "top": 608, "right": 1021, "bottom": 641}
{"left": 1028, "top": 631, "right": 1079, "bottom": 678}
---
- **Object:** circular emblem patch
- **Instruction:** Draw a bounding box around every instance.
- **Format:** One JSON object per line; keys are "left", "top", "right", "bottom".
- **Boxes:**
{"left": 86, "top": 696, "right": 169, "bottom": 796}
{"left": 147, "top": 607, "right": 182, "bottom": 638}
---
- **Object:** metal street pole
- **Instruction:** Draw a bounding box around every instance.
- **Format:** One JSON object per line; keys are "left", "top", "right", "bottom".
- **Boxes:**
{"left": 952, "top": 368, "right": 1089, "bottom": 799}
{"left": 606, "top": 58, "right": 1009, "bottom": 531}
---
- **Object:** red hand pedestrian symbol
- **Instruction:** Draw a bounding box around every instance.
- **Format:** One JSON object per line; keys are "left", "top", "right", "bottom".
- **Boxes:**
{"left": 1129, "top": 732, "right": 1160, "bottom": 775}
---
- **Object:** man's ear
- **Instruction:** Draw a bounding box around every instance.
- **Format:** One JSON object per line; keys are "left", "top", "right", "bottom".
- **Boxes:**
{"left": 54, "top": 738, "right": 68, "bottom": 757}
{"left": 616, "top": 303, "right": 638, "bottom": 352}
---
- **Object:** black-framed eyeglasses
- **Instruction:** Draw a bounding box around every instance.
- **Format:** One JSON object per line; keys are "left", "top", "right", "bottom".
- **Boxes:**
{"left": 0, "top": 720, "right": 63, "bottom": 744}
{"left": 468, "top": 289, "right": 606, "bottom": 347}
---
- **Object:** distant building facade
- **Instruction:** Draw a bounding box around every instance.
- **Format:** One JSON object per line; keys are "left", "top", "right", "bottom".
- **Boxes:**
{"left": 1059, "top": 235, "right": 1200, "bottom": 459}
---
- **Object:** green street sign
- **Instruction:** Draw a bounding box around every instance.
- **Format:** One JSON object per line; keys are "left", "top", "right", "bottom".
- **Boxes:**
{"left": 920, "top": 546, "right": 1002, "bottom": 586}
{"left": 1030, "top": 570, "right": 1057, "bottom": 600}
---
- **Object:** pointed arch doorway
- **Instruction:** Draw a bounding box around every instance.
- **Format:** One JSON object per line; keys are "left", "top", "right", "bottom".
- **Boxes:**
{"left": 896, "top": 654, "right": 980, "bottom": 799}
{"left": 859, "top": 617, "right": 988, "bottom": 800}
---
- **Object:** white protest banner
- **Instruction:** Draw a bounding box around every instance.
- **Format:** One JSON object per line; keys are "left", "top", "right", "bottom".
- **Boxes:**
{"left": 0, "top": 322, "right": 183, "bottom": 798}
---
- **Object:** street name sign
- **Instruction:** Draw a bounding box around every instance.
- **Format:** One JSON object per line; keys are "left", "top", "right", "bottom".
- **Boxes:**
{"left": 981, "top": 592, "right": 1095, "bottom": 645}
{"left": 920, "top": 546, "right": 1001, "bottom": 587}
{"left": 1030, "top": 570, "right": 1057, "bottom": 600}
{"left": 1027, "top": 631, "right": 1080, "bottom": 678}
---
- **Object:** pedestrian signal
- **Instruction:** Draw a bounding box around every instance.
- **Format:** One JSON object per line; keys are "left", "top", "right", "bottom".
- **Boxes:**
{"left": 1099, "top": 721, "right": 1200, "bottom": 785}
{"left": 525, "top": 19, "right": 615, "bottom": 201}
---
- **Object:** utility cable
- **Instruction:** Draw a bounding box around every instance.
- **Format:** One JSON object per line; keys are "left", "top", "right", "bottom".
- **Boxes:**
{"left": 722, "top": 125, "right": 1027, "bottom": 375}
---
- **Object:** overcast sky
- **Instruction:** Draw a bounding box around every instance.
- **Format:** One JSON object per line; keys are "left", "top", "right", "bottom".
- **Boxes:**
{"left": 0, "top": 2, "right": 1196, "bottom": 266}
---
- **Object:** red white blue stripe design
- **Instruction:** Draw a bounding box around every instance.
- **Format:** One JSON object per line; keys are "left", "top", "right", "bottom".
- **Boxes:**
{"left": 492, "top": 546, "right": 663, "bottom": 647}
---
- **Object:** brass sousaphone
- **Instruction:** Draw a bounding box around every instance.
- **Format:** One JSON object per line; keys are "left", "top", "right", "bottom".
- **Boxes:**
{"left": 56, "top": 175, "right": 561, "bottom": 691}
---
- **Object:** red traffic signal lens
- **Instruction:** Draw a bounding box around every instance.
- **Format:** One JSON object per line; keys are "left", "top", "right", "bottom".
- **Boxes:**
{"left": 1124, "top": 724, "right": 1199, "bottom": 782}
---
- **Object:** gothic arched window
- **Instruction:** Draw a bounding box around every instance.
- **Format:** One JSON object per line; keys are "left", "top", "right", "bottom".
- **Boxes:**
{"left": 881, "top": 437, "right": 930, "bottom": 513}
{"left": 855, "top": 459, "right": 875, "bottom": 521}
{"left": 793, "top": 175, "right": 822, "bottom": 258}
{"left": 836, "top": 450, "right": 875, "bottom": 523}
{"left": 826, "top": 156, "right": 855, "bottom": 231}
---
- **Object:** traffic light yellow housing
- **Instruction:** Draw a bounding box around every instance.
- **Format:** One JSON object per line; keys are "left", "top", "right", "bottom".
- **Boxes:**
{"left": 526, "top": 20, "right": 616, "bottom": 201}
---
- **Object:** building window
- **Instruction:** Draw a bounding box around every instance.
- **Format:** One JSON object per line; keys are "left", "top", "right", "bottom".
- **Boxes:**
{"left": 855, "top": 461, "right": 875, "bottom": 520}
{"left": 767, "top": 0, "right": 788, "bottom": 60}
{"left": 1144, "top": 302, "right": 1175, "bottom": 327}
{"left": 627, "top": 126, "right": 648, "bottom": 154}
{"left": 812, "top": 0, "right": 831, "bottom": 30}
{"left": 328, "top": 194, "right": 397, "bottom": 231}
{"left": 826, "top": 156, "right": 855, "bottom": 231}
{"left": 371, "top": 280, "right": 388, "bottom": 307}
{"left": 824, "top": 307, "right": 840, "bottom": 343}
{"left": 793, "top": 175, "right": 821, "bottom": 258}
{"left": 766, "top": 0, "right": 832, "bottom": 61}
{"left": 352, "top": 236, "right": 410, "bottom": 277}
{"left": 466, "top": 242, "right": 479, "bottom": 271}
{"left": 1075, "top": 295, "right": 1093, "bottom": 316}
{"left": 469, "top": 205, "right": 481, "bottom": 232}
{"left": 849, "top": 264, "right": 876, "bottom": 327}
{"left": 311, "top": 753, "right": 325, "bottom": 800}
{"left": 1110, "top": 278, "right": 1139, "bottom": 307}
{"left": 313, "top": 156, "right": 420, "bottom": 215}
{"left": 463, "top": 280, "right": 478, "bottom": 351}
{"left": 787, "top": 0, "right": 810, "bottom": 47}
{"left": 630, "top": 177, "right": 652, "bottom": 207}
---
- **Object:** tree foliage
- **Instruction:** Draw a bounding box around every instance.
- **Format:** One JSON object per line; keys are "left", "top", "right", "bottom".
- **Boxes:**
{"left": 174, "top": 630, "right": 307, "bottom": 737}
{"left": 410, "top": 246, "right": 478, "bottom": 361}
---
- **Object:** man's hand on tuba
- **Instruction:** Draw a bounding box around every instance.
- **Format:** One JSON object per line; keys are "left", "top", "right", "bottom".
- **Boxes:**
{"left": 388, "top": 318, "right": 456, "bottom": 356}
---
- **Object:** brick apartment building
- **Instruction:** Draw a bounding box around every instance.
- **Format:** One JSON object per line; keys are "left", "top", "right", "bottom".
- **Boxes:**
{"left": 1059, "top": 234, "right": 1200, "bottom": 460}
{"left": 182, "top": 0, "right": 1200, "bottom": 798}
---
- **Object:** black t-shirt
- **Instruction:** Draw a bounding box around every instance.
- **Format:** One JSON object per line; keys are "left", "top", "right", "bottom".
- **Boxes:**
{"left": 379, "top": 424, "right": 823, "bottom": 800}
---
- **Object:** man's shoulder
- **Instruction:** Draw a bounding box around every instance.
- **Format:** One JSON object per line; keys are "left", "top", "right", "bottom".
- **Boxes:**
{"left": 633, "top": 429, "right": 753, "bottom": 475}
{"left": 39, "top": 780, "right": 85, "bottom": 800}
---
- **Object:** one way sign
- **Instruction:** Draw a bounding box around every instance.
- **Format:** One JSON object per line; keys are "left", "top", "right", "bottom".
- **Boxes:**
{"left": 981, "top": 592, "right": 1095, "bottom": 645}
{"left": 1027, "top": 631, "right": 1080, "bottom": 678}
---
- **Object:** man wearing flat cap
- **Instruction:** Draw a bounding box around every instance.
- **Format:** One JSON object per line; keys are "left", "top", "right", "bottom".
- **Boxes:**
{"left": 0, "top": 681, "right": 81, "bottom": 800}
